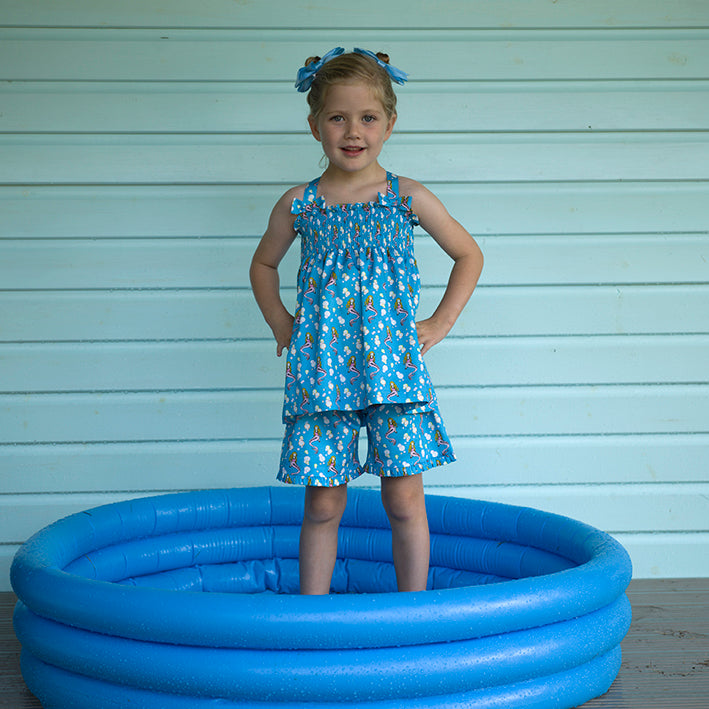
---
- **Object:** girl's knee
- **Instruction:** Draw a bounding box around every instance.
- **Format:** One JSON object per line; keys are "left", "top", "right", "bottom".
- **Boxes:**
{"left": 304, "top": 485, "right": 348, "bottom": 524}
{"left": 381, "top": 476, "right": 426, "bottom": 523}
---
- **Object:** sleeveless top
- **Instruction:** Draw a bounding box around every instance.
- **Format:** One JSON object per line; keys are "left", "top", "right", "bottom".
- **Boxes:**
{"left": 282, "top": 172, "right": 439, "bottom": 423}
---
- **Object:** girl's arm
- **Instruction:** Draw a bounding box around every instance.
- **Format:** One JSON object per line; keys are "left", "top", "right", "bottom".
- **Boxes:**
{"left": 403, "top": 179, "right": 484, "bottom": 355}
{"left": 250, "top": 188, "right": 300, "bottom": 356}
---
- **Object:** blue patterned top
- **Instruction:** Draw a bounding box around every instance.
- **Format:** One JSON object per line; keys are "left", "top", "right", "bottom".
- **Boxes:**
{"left": 282, "top": 172, "right": 438, "bottom": 423}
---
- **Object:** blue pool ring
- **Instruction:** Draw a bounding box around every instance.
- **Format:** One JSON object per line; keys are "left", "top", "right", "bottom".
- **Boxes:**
{"left": 11, "top": 486, "right": 632, "bottom": 708}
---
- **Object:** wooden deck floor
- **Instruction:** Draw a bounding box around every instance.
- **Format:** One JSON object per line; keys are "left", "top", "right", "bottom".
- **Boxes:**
{"left": 1, "top": 579, "right": 708, "bottom": 708}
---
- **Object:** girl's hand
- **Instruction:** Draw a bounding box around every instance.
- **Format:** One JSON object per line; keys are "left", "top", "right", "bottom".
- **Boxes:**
{"left": 416, "top": 316, "right": 450, "bottom": 356}
{"left": 250, "top": 185, "right": 300, "bottom": 358}
{"left": 272, "top": 312, "right": 295, "bottom": 357}
{"left": 401, "top": 178, "right": 484, "bottom": 356}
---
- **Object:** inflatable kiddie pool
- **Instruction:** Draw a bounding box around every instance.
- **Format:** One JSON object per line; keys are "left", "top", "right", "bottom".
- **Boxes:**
{"left": 11, "top": 486, "right": 632, "bottom": 707}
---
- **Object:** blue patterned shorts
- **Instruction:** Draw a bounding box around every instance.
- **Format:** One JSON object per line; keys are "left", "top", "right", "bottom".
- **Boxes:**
{"left": 277, "top": 404, "right": 455, "bottom": 487}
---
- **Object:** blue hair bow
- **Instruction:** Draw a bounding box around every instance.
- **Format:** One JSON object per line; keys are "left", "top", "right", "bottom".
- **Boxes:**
{"left": 294, "top": 47, "right": 345, "bottom": 92}
{"left": 353, "top": 47, "right": 408, "bottom": 85}
{"left": 294, "top": 47, "right": 408, "bottom": 93}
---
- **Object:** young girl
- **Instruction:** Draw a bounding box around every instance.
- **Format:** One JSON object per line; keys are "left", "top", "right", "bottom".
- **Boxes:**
{"left": 250, "top": 48, "right": 483, "bottom": 595}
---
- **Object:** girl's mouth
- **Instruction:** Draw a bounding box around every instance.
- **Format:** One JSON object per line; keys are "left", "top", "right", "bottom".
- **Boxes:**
{"left": 342, "top": 146, "right": 364, "bottom": 155}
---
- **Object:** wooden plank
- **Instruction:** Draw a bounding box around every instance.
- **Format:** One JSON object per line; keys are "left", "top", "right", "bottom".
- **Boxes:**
{"left": 595, "top": 578, "right": 709, "bottom": 707}
{"left": 2, "top": 433, "right": 708, "bottom": 493}
{"left": 595, "top": 578, "right": 709, "bottom": 706}
{"left": 2, "top": 335, "right": 707, "bottom": 392}
{"left": 2, "top": 183, "right": 707, "bottom": 238}
{"left": 2, "top": 29, "right": 708, "bottom": 82}
{"left": 2, "top": 286, "right": 707, "bottom": 341}
{"left": 2, "top": 134, "right": 709, "bottom": 183}
{"left": 0, "top": 385, "right": 707, "bottom": 443}
{"left": 3, "top": 0, "right": 709, "bottom": 29}
{"left": 3, "top": 81, "right": 708, "bottom": 133}
{"left": 0, "top": 592, "right": 39, "bottom": 707}
{"left": 2, "top": 233, "right": 707, "bottom": 289}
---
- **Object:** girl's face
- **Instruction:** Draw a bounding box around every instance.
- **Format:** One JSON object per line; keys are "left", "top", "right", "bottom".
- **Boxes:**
{"left": 308, "top": 81, "right": 396, "bottom": 177}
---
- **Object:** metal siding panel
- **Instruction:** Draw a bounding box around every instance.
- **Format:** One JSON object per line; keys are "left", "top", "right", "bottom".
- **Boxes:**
{"left": 3, "top": 485, "right": 708, "bottom": 542}
{"left": 3, "top": 434, "right": 708, "bottom": 493}
{"left": 2, "top": 29, "right": 708, "bottom": 80}
{"left": 3, "top": 81, "right": 708, "bottom": 133}
{"left": 2, "top": 234, "right": 707, "bottom": 288}
{"left": 3, "top": 0, "right": 709, "bottom": 29}
{"left": 2, "top": 286, "right": 708, "bottom": 341}
{"left": 2, "top": 183, "right": 707, "bottom": 237}
{"left": 2, "top": 135, "right": 708, "bottom": 183}
{"left": 1, "top": 386, "right": 707, "bottom": 443}
{"left": 610, "top": 533, "right": 709, "bottom": 579}
{"left": 3, "top": 336, "right": 708, "bottom": 391}
{"left": 2, "top": 2, "right": 708, "bottom": 588}
{"left": 427, "top": 484, "right": 709, "bottom": 533}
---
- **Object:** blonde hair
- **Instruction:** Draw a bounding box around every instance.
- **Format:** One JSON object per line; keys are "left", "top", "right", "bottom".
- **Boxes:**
{"left": 304, "top": 51, "right": 398, "bottom": 120}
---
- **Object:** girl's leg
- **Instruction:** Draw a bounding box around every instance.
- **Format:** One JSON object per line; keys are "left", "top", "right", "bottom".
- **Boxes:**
{"left": 380, "top": 474, "right": 430, "bottom": 592}
{"left": 299, "top": 484, "right": 348, "bottom": 595}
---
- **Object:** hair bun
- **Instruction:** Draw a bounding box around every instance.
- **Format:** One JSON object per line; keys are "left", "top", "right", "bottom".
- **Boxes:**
{"left": 375, "top": 52, "right": 390, "bottom": 64}
{"left": 304, "top": 55, "right": 321, "bottom": 67}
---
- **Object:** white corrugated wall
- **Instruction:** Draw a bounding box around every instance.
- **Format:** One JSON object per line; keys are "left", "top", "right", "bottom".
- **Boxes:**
{"left": 1, "top": 0, "right": 708, "bottom": 587}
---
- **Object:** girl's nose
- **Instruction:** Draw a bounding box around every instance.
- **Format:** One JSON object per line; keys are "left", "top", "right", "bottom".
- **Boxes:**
{"left": 345, "top": 121, "right": 360, "bottom": 139}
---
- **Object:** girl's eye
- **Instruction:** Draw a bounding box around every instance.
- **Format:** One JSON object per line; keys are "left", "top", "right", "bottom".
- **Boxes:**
{"left": 363, "top": 115, "right": 376, "bottom": 123}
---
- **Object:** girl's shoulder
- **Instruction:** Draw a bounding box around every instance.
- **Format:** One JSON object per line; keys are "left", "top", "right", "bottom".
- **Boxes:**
{"left": 283, "top": 182, "right": 310, "bottom": 204}
{"left": 395, "top": 176, "right": 457, "bottom": 231}
{"left": 396, "top": 176, "right": 442, "bottom": 210}
{"left": 271, "top": 183, "right": 310, "bottom": 216}
{"left": 396, "top": 175, "right": 425, "bottom": 195}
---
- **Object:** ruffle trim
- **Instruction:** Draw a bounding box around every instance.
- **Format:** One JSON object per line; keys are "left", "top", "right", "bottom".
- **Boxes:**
{"left": 290, "top": 190, "right": 419, "bottom": 229}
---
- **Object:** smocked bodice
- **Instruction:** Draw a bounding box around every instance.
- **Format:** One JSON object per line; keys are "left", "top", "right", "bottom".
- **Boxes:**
{"left": 282, "top": 172, "right": 437, "bottom": 422}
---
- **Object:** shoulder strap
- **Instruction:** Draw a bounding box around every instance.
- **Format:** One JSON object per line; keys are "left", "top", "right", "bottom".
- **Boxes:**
{"left": 386, "top": 172, "right": 399, "bottom": 200}
{"left": 304, "top": 177, "right": 320, "bottom": 203}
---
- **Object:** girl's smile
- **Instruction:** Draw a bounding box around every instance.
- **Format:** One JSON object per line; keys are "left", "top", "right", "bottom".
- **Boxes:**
{"left": 308, "top": 81, "right": 396, "bottom": 177}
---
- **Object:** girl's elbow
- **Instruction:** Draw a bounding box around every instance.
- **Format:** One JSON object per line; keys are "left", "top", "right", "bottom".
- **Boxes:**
{"left": 249, "top": 258, "right": 268, "bottom": 289}
{"left": 470, "top": 238, "right": 484, "bottom": 271}
{"left": 248, "top": 258, "right": 259, "bottom": 284}
{"left": 463, "top": 240, "right": 483, "bottom": 271}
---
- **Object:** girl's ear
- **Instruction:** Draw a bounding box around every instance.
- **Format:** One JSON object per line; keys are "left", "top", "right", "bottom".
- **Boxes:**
{"left": 384, "top": 113, "right": 397, "bottom": 142}
{"left": 308, "top": 115, "right": 322, "bottom": 142}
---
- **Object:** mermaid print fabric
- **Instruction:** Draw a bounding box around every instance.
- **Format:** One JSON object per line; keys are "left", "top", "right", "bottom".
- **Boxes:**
{"left": 278, "top": 172, "right": 456, "bottom": 485}
{"left": 283, "top": 173, "right": 439, "bottom": 421}
{"left": 278, "top": 405, "right": 455, "bottom": 486}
